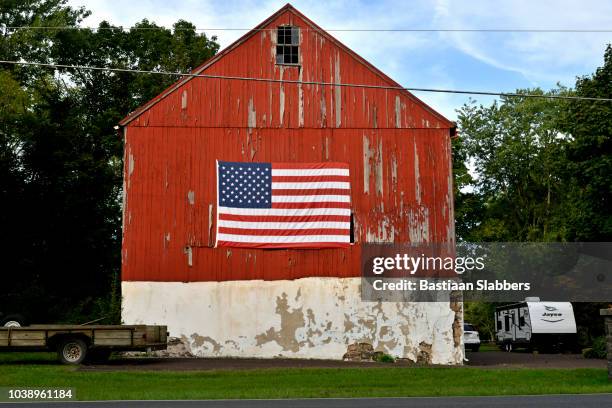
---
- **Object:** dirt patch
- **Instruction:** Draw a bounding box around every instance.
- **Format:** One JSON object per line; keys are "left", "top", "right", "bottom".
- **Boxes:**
{"left": 78, "top": 351, "right": 604, "bottom": 371}
{"left": 79, "top": 357, "right": 412, "bottom": 371}
{"left": 465, "top": 350, "right": 606, "bottom": 369}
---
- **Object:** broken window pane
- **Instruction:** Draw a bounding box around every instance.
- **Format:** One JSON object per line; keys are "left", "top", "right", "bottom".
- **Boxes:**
{"left": 291, "top": 27, "right": 300, "bottom": 45}
{"left": 276, "top": 26, "right": 299, "bottom": 64}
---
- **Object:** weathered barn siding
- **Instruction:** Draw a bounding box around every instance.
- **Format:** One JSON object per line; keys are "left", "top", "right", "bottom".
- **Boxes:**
{"left": 122, "top": 127, "right": 453, "bottom": 281}
{"left": 120, "top": 4, "right": 462, "bottom": 363}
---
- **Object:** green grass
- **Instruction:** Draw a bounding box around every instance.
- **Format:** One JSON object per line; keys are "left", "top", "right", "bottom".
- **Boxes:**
{"left": 1, "top": 353, "right": 611, "bottom": 401}
{"left": 478, "top": 343, "right": 500, "bottom": 352}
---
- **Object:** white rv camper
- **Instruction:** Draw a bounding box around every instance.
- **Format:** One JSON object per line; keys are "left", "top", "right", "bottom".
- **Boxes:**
{"left": 495, "top": 298, "right": 577, "bottom": 351}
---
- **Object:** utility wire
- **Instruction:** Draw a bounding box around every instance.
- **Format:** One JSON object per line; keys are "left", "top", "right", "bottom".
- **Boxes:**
{"left": 1, "top": 59, "right": 611, "bottom": 102}
{"left": 2, "top": 26, "right": 612, "bottom": 33}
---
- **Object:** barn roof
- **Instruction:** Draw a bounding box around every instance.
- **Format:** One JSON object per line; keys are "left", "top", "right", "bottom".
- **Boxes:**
{"left": 118, "top": 3, "right": 454, "bottom": 129}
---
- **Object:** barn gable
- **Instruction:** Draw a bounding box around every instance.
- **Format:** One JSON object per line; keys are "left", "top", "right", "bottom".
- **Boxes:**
{"left": 119, "top": 3, "right": 453, "bottom": 131}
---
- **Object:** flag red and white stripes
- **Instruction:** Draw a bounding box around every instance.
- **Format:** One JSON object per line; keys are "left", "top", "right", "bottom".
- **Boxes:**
{"left": 216, "top": 161, "right": 351, "bottom": 248}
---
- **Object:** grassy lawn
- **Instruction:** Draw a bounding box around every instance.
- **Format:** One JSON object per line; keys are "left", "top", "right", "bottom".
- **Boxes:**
{"left": 1, "top": 353, "right": 611, "bottom": 400}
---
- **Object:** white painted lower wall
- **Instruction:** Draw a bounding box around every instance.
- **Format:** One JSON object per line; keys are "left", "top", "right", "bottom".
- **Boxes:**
{"left": 122, "top": 278, "right": 464, "bottom": 364}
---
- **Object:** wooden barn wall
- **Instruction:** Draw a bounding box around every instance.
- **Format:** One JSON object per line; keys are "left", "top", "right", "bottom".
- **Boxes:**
{"left": 121, "top": 9, "right": 455, "bottom": 282}
{"left": 122, "top": 127, "right": 454, "bottom": 282}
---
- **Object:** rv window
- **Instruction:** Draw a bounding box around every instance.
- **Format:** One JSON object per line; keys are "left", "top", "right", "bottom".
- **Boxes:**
{"left": 519, "top": 315, "right": 525, "bottom": 327}
{"left": 504, "top": 315, "right": 510, "bottom": 331}
{"left": 496, "top": 319, "right": 502, "bottom": 330}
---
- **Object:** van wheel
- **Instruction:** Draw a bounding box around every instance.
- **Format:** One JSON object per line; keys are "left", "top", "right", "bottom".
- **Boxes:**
{"left": 57, "top": 338, "right": 88, "bottom": 365}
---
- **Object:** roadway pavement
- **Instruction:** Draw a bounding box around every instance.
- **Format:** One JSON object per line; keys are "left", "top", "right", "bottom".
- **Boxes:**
{"left": 2, "top": 394, "right": 612, "bottom": 408}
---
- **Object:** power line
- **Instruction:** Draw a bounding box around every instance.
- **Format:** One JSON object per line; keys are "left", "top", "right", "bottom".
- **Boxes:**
{"left": 1, "top": 59, "right": 610, "bottom": 102}
{"left": 2, "top": 25, "right": 612, "bottom": 33}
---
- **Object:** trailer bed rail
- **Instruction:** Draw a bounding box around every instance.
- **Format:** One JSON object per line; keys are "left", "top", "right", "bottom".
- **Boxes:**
{"left": 0, "top": 324, "right": 168, "bottom": 364}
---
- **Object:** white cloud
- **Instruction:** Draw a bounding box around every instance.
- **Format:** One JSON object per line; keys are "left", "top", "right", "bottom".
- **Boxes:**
{"left": 432, "top": 0, "right": 612, "bottom": 85}
{"left": 66, "top": 0, "right": 611, "bottom": 117}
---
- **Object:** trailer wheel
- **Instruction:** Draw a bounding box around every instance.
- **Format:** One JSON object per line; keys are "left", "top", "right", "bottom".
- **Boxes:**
{"left": 57, "top": 338, "right": 88, "bottom": 365}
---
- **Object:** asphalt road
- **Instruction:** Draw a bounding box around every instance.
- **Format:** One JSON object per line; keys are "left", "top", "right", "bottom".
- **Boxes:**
{"left": 2, "top": 394, "right": 612, "bottom": 408}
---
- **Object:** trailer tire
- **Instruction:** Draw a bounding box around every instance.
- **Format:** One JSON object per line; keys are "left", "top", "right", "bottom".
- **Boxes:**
{"left": 57, "top": 338, "right": 88, "bottom": 365}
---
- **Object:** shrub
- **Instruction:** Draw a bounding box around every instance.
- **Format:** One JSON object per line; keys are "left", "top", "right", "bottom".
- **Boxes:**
{"left": 373, "top": 353, "right": 396, "bottom": 363}
{"left": 582, "top": 336, "right": 607, "bottom": 359}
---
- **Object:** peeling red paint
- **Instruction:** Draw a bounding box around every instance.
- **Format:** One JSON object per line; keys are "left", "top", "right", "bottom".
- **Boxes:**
{"left": 121, "top": 5, "right": 455, "bottom": 282}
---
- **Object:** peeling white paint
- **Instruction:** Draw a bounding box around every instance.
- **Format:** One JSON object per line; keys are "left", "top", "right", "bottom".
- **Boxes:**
{"left": 208, "top": 204, "right": 213, "bottom": 247}
{"left": 128, "top": 151, "right": 135, "bottom": 177}
{"left": 247, "top": 97, "right": 256, "bottom": 130}
{"left": 362, "top": 135, "right": 383, "bottom": 196}
{"left": 122, "top": 278, "right": 463, "bottom": 364}
{"left": 187, "top": 190, "right": 195, "bottom": 205}
{"left": 390, "top": 153, "right": 398, "bottom": 189}
{"left": 363, "top": 135, "right": 370, "bottom": 194}
{"left": 395, "top": 95, "right": 401, "bottom": 128}
{"left": 279, "top": 66, "right": 285, "bottom": 125}
{"left": 298, "top": 68, "right": 304, "bottom": 127}
{"left": 181, "top": 90, "right": 188, "bottom": 110}
{"left": 413, "top": 140, "right": 421, "bottom": 204}
{"left": 408, "top": 206, "right": 430, "bottom": 243}
{"left": 183, "top": 246, "right": 193, "bottom": 267}
{"left": 334, "top": 52, "right": 342, "bottom": 128}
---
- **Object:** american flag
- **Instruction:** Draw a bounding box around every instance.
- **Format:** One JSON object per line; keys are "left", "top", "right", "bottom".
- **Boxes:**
{"left": 215, "top": 161, "right": 351, "bottom": 248}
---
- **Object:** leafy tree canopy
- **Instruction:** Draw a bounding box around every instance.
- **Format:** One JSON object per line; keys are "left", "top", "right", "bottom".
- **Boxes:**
{"left": 0, "top": 0, "right": 219, "bottom": 323}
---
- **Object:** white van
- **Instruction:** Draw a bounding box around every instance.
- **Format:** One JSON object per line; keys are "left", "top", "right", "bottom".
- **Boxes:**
{"left": 495, "top": 298, "right": 577, "bottom": 352}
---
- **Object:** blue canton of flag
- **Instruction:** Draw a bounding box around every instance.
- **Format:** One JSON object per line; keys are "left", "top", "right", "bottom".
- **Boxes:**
{"left": 218, "top": 161, "right": 272, "bottom": 209}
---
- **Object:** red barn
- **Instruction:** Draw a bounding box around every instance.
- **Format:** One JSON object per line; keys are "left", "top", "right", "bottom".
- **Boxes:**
{"left": 119, "top": 4, "right": 462, "bottom": 363}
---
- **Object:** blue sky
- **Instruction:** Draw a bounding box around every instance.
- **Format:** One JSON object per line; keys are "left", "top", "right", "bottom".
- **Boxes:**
{"left": 68, "top": 0, "right": 612, "bottom": 119}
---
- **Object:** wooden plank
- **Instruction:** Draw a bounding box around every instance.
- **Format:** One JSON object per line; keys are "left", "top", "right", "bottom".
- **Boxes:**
{"left": 94, "top": 331, "right": 133, "bottom": 340}
{"left": 9, "top": 339, "right": 46, "bottom": 347}
{"left": 11, "top": 332, "right": 46, "bottom": 340}
{"left": 93, "top": 338, "right": 133, "bottom": 346}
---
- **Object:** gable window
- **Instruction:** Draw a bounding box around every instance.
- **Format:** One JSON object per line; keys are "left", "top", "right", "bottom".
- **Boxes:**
{"left": 276, "top": 26, "right": 299, "bottom": 64}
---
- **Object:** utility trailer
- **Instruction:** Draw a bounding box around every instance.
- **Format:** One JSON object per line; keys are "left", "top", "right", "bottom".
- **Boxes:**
{"left": 0, "top": 325, "right": 168, "bottom": 364}
{"left": 495, "top": 298, "right": 577, "bottom": 352}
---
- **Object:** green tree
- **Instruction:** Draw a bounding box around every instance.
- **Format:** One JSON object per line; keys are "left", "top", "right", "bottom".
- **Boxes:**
{"left": 0, "top": 1, "right": 219, "bottom": 323}
{"left": 453, "top": 46, "right": 612, "bottom": 347}
{"left": 558, "top": 45, "right": 612, "bottom": 242}
{"left": 463, "top": 302, "right": 496, "bottom": 341}
{"left": 455, "top": 89, "right": 570, "bottom": 242}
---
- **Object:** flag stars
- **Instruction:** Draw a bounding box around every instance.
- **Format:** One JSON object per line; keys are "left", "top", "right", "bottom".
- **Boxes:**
{"left": 219, "top": 162, "right": 271, "bottom": 208}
